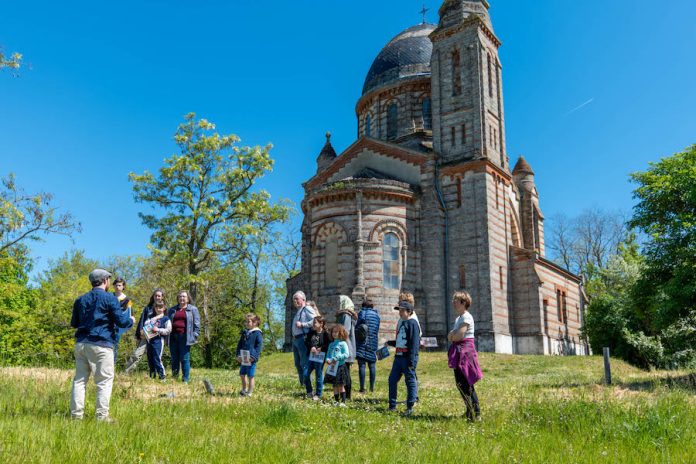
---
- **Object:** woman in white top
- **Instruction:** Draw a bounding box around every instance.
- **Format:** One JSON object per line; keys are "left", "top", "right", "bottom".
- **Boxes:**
{"left": 447, "top": 290, "right": 483, "bottom": 421}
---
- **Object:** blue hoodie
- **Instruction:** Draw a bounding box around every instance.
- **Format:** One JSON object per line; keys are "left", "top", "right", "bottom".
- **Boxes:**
{"left": 236, "top": 328, "right": 263, "bottom": 362}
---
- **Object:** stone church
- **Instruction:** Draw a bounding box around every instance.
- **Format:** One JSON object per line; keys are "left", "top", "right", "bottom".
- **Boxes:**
{"left": 286, "top": 0, "right": 589, "bottom": 355}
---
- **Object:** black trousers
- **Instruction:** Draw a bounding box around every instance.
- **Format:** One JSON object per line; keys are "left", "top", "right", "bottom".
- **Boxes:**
{"left": 344, "top": 362, "right": 353, "bottom": 399}
{"left": 454, "top": 368, "right": 480, "bottom": 420}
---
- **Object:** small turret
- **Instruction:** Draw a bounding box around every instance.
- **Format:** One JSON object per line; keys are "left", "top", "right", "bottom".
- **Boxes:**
{"left": 513, "top": 156, "right": 536, "bottom": 193}
{"left": 316, "top": 132, "right": 337, "bottom": 173}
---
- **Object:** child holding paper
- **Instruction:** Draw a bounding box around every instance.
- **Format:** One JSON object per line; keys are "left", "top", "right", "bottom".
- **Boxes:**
{"left": 325, "top": 325, "right": 351, "bottom": 407}
{"left": 304, "top": 316, "right": 330, "bottom": 400}
{"left": 236, "top": 313, "right": 263, "bottom": 397}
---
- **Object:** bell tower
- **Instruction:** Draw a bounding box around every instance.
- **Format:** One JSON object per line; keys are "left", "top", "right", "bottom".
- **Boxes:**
{"left": 430, "top": 0, "right": 507, "bottom": 169}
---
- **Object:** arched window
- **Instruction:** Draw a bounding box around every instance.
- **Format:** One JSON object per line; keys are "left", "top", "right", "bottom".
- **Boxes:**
{"left": 422, "top": 97, "right": 432, "bottom": 130}
{"left": 382, "top": 232, "right": 400, "bottom": 289}
{"left": 387, "top": 103, "right": 398, "bottom": 140}
{"left": 365, "top": 114, "right": 372, "bottom": 138}
{"left": 325, "top": 237, "right": 338, "bottom": 288}
{"left": 452, "top": 50, "right": 462, "bottom": 96}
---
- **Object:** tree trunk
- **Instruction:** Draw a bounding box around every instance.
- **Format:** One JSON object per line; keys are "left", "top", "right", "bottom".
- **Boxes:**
{"left": 189, "top": 278, "right": 213, "bottom": 368}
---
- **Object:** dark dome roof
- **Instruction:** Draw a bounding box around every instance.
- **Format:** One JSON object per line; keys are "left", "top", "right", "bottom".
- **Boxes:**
{"left": 362, "top": 23, "right": 436, "bottom": 95}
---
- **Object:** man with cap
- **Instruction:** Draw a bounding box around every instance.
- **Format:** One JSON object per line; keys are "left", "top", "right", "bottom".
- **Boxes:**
{"left": 70, "top": 269, "right": 135, "bottom": 422}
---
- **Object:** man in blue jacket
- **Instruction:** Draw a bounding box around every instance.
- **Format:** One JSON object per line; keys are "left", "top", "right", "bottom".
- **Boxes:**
{"left": 70, "top": 269, "right": 135, "bottom": 422}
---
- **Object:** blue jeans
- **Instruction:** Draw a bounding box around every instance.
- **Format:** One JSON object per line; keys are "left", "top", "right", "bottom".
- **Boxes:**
{"left": 292, "top": 336, "right": 309, "bottom": 385}
{"left": 170, "top": 333, "right": 191, "bottom": 382}
{"left": 304, "top": 360, "right": 325, "bottom": 397}
{"left": 388, "top": 356, "right": 418, "bottom": 409}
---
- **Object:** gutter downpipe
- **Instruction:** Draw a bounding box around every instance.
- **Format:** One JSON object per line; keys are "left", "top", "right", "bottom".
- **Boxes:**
{"left": 434, "top": 160, "right": 450, "bottom": 347}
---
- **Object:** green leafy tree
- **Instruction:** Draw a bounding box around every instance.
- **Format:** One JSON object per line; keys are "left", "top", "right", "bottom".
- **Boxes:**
{"left": 129, "top": 113, "right": 290, "bottom": 366}
{"left": 0, "top": 173, "right": 81, "bottom": 253}
{"left": 0, "top": 49, "right": 21, "bottom": 73}
{"left": 624, "top": 145, "right": 696, "bottom": 368}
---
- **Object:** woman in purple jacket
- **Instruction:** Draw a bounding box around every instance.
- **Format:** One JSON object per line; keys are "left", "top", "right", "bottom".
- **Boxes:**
{"left": 447, "top": 290, "right": 483, "bottom": 421}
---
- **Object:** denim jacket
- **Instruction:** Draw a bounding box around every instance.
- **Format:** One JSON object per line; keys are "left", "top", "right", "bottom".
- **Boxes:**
{"left": 71, "top": 288, "right": 134, "bottom": 349}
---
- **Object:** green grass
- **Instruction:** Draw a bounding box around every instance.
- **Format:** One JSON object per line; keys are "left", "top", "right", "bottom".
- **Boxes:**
{"left": 0, "top": 353, "right": 694, "bottom": 463}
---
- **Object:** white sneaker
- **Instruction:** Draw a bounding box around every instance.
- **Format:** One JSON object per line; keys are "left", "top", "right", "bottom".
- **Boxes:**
{"left": 333, "top": 401, "right": 340, "bottom": 407}
{"left": 339, "top": 402, "right": 347, "bottom": 408}
{"left": 312, "top": 395, "right": 320, "bottom": 401}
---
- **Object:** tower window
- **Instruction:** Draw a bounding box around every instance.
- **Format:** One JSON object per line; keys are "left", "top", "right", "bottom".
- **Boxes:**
{"left": 451, "top": 126, "right": 456, "bottom": 147}
{"left": 387, "top": 103, "right": 398, "bottom": 140}
{"left": 422, "top": 98, "right": 432, "bottom": 130}
{"left": 325, "top": 238, "right": 338, "bottom": 288}
{"left": 452, "top": 50, "right": 462, "bottom": 97}
{"left": 487, "top": 53, "right": 493, "bottom": 98}
{"left": 461, "top": 124, "right": 467, "bottom": 144}
{"left": 459, "top": 264, "right": 466, "bottom": 289}
{"left": 382, "top": 232, "right": 400, "bottom": 289}
{"left": 457, "top": 177, "right": 462, "bottom": 208}
{"left": 365, "top": 114, "right": 372, "bottom": 137}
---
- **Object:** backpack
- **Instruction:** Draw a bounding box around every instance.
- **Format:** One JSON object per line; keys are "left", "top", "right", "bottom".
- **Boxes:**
{"left": 355, "top": 321, "right": 369, "bottom": 344}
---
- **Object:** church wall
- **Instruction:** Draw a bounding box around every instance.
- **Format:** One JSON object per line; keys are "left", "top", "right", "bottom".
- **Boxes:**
{"left": 509, "top": 247, "right": 545, "bottom": 354}
{"left": 357, "top": 85, "right": 432, "bottom": 142}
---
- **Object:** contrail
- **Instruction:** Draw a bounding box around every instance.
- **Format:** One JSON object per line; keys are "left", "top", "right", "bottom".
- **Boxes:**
{"left": 565, "top": 98, "right": 595, "bottom": 116}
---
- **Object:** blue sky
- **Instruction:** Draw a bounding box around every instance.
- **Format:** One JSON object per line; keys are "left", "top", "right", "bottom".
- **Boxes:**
{"left": 1, "top": 0, "right": 695, "bottom": 276}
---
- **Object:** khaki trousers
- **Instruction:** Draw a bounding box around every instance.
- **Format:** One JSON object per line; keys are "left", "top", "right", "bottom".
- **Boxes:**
{"left": 70, "top": 342, "right": 115, "bottom": 420}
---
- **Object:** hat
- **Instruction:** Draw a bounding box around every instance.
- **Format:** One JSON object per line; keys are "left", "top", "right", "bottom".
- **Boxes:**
{"left": 88, "top": 269, "right": 112, "bottom": 285}
{"left": 393, "top": 301, "right": 414, "bottom": 312}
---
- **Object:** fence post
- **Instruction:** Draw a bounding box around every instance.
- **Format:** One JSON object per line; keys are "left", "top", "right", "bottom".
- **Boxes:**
{"left": 603, "top": 347, "right": 612, "bottom": 385}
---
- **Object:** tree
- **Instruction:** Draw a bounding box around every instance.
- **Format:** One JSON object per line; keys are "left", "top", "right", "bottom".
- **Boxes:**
{"left": 546, "top": 208, "right": 627, "bottom": 286}
{"left": 0, "top": 173, "right": 81, "bottom": 254}
{"left": 624, "top": 145, "right": 696, "bottom": 368}
{"left": 129, "top": 113, "right": 290, "bottom": 366}
{"left": 0, "top": 49, "right": 21, "bottom": 74}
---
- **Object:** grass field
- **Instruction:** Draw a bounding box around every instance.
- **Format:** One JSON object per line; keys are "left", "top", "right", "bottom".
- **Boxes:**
{"left": 0, "top": 352, "right": 694, "bottom": 463}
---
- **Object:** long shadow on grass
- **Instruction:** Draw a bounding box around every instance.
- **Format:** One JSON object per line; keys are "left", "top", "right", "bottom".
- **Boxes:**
{"left": 620, "top": 373, "right": 696, "bottom": 393}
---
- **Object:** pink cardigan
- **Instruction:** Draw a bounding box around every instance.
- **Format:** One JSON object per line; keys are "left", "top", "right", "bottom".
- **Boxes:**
{"left": 448, "top": 338, "right": 483, "bottom": 385}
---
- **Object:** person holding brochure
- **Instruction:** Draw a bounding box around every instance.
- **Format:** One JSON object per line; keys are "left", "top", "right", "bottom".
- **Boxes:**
{"left": 143, "top": 299, "right": 171, "bottom": 380}
{"left": 236, "top": 313, "right": 263, "bottom": 397}
{"left": 325, "top": 325, "right": 351, "bottom": 407}
{"left": 291, "top": 291, "right": 316, "bottom": 387}
{"left": 303, "top": 316, "right": 330, "bottom": 400}
{"left": 125, "top": 289, "right": 166, "bottom": 374}
{"left": 387, "top": 300, "right": 421, "bottom": 416}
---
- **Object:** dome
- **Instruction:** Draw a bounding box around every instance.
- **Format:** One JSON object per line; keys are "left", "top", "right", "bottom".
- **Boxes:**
{"left": 362, "top": 23, "right": 436, "bottom": 95}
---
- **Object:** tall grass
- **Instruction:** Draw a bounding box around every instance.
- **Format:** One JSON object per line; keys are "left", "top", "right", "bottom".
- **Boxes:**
{"left": 0, "top": 353, "right": 693, "bottom": 463}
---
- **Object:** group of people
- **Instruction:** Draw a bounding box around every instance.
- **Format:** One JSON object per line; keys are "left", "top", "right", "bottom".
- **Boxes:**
{"left": 69, "top": 268, "right": 483, "bottom": 422}
{"left": 290, "top": 289, "right": 483, "bottom": 419}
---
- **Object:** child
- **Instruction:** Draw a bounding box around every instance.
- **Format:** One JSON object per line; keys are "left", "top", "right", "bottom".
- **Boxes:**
{"left": 143, "top": 301, "right": 171, "bottom": 380}
{"left": 387, "top": 300, "right": 421, "bottom": 416}
{"left": 113, "top": 277, "right": 133, "bottom": 363}
{"left": 304, "top": 316, "right": 330, "bottom": 400}
{"left": 325, "top": 325, "right": 351, "bottom": 407}
{"left": 236, "top": 313, "right": 263, "bottom": 397}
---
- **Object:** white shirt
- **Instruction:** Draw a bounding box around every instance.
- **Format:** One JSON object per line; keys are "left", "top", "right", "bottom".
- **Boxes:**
{"left": 453, "top": 311, "right": 475, "bottom": 339}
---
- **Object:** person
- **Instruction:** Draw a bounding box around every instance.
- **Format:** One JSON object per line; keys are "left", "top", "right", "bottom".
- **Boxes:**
{"left": 336, "top": 295, "right": 357, "bottom": 399}
{"left": 387, "top": 300, "right": 421, "bottom": 416}
{"left": 125, "top": 289, "right": 166, "bottom": 374}
{"left": 70, "top": 269, "right": 135, "bottom": 422}
{"left": 167, "top": 290, "right": 201, "bottom": 383}
{"left": 142, "top": 296, "right": 172, "bottom": 380}
{"left": 306, "top": 300, "right": 321, "bottom": 317}
{"left": 112, "top": 277, "right": 133, "bottom": 364}
{"left": 291, "top": 291, "right": 316, "bottom": 386}
{"left": 355, "top": 299, "right": 381, "bottom": 393}
{"left": 399, "top": 291, "right": 423, "bottom": 337}
{"left": 448, "top": 290, "right": 483, "bottom": 421}
{"left": 325, "top": 325, "right": 351, "bottom": 407}
{"left": 236, "top": 313, "right": 263, "bottom": 397}
{"left": 303, "top": 316, "right": 330, "bottom": 400}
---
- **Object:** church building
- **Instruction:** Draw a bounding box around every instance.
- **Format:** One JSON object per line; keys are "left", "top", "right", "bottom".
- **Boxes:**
{"left": 286, "top": 0, "right": 589, "bottom": 355}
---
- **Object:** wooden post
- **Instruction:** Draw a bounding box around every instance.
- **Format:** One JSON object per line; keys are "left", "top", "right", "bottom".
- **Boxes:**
{"left": 603, "top": 347, "right": 612, "bottom": 385}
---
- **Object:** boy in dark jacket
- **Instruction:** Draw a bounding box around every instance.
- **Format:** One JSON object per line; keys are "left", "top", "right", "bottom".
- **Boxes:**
{"left": 303, "top": 316, "right": 330, "bottom": 400}
{"left": 387, "top": 301, "right": 421, "bottom": 415}
{"left": 236, "top": 313, "right": 263, "bottom": 397}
